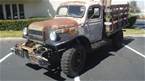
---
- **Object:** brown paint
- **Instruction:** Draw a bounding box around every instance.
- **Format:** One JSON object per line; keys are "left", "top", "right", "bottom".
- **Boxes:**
{"left": 29, "top": 18, "right": 78, "bottom": 30}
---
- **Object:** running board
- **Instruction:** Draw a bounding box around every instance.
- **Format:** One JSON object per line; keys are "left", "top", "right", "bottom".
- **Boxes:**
{"left": 91, "top": 40, "right": 111, "bottom": 49}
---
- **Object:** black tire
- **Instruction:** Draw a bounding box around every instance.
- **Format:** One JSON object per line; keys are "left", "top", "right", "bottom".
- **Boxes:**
{"left": 112, "top": 30, "right": 123, "bottom": 48}
{"left": 61, "top": 46, "right": 86, "bottom": 78}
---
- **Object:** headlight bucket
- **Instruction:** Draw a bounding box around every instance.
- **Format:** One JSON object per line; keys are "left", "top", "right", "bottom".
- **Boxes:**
{"left": 23, "top": 27, "right": 28, "bottom": 36}
{"left": 49, "top": 31, "right": 60, "bottom": 41}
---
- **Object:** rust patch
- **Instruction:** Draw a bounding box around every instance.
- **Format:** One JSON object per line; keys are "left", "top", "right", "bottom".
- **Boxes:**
{"left": 29, "top": 18, "right": 78, "bottom": 30}
{"left": 64, "top": 27, "right": 78, "bottom": 35}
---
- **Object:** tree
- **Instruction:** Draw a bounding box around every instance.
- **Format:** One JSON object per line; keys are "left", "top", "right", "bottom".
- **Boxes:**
{"left": 129, "top": 0, "right": 140, "bottom": 13}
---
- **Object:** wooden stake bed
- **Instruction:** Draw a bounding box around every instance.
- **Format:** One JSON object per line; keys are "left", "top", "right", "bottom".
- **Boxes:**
{"left": 105, "top": 4, "right": 129, "bottom": 34}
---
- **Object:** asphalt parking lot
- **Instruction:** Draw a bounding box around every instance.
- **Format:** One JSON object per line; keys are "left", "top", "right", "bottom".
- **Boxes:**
{"left": 0, "top": 36, "right": 145, "bottom": 81}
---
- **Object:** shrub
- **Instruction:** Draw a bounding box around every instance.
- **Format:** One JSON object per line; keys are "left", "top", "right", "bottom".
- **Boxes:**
{"left": 127, "top": 16, "right": 137, "bottom": 28}
{"left": 0, "top": 18, "right": 47, "bottom": 31}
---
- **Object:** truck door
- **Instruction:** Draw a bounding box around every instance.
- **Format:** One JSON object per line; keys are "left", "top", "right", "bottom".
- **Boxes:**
{"left": 85, "top": 5, "right": 103, "bottom": 42}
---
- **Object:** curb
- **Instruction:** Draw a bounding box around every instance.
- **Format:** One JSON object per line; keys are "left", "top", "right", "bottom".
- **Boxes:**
{"left": 0, "top": 37, "right": 24, "bottom": 40}
{"left": 124, "top": 35, "right": 145, "bottom": 37}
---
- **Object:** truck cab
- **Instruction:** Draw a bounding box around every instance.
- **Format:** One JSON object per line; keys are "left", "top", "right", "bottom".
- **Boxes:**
{"left": 55, "top": 1, "right": 104, "bottom": 42}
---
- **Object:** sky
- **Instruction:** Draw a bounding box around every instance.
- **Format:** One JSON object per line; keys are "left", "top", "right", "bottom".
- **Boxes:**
{"left": 112, "top": 0, "right": 145, "bottom": 12}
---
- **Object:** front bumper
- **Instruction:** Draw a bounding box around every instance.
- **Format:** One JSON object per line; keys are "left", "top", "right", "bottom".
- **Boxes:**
{"left": 13, "top": 41, "right": 50, "bottom": 67}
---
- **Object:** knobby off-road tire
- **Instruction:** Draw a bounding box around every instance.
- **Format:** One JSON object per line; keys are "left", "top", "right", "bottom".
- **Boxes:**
{"left": 112, "top": 30, "right": 123, "bottom": 49}
{"left": 61, "top": 46, "right": 86, "bottom": 78}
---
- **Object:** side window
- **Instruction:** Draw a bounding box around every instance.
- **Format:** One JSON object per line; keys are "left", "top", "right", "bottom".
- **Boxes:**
{"left": 19, "top": 4, "right": 25, "bottom": 19}
{"left": 88, "top": 6, "right": 100, "bottom": 19}
{"left": 5, "top": 4, "right": 11, "bottom": 19}
{"left": 0, "top": 5, "right": 4, "bottom": 19}
{"left": 12, "top": 4, "right": 18, "bottom": 19}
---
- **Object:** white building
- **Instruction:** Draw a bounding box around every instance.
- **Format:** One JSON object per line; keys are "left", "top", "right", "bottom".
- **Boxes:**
{"left": 0, "top": 0, "right": 71, "bottom": 19}
{"left": 0, "top": 0, "right": 96, "bottom": 19}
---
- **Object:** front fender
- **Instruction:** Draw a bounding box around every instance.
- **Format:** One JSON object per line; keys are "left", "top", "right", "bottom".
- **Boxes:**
{"left": 45, "top": 33, "right": 90, "bottom": 49}
{"left": 45, "top": 33, "right": 76, "bottom": 46}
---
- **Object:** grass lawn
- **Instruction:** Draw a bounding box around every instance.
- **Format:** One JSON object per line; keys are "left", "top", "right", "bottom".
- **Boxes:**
{"left": 0, "top": 28, "right": 144, "bottom": 38}
{"left": 123, "top": 28, "right": 145, "bottom": 36}
{"left": 0, "top": 31, "right": 22, "bottom": 38}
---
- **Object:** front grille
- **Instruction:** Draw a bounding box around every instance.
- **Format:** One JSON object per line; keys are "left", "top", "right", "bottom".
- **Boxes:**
{"left": 29, "top": 30, "right": 42, "bottom": 36}
{"left": 28, "top": 30, "right": 43, "bottom": 42}
{"left": 29, "top": 35, "right": 43, "bottom": 41}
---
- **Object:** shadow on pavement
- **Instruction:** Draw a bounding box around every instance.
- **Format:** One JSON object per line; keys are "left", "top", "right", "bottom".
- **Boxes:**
{"left": 44, "top": 71, "right": 66, "bottom": 81}
{"left": 80, "top": 43, "right": 113, "bottom": 75}
{"left": 123, "top": 36, "right": 135, "bottom": 45}
{"left": 26, "top": 63, "right": 66, "bottom": 81}
{"left": 80, "top": 36, "right": 134, "bottom": 76}
{"left": 26, "top": 63, "right": 42, "bottom": 70}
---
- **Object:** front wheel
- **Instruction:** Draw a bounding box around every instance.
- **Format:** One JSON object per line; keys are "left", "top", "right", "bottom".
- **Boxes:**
{"left": 61, "top": 46, "right": 86, "bottom": 78}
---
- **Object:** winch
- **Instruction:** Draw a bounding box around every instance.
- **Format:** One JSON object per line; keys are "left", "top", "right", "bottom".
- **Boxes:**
{"left": 14, "top": 41, "right": 50, "bottom": 68}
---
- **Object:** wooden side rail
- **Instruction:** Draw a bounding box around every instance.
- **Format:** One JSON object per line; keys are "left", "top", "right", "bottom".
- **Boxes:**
{"left": 105, "top": 4, "right": 129, "bottom": 33}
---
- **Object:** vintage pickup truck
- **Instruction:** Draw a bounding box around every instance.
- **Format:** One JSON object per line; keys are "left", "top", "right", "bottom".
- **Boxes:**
{"left": 13, "top": 0, "right": 129, "bottom": 78}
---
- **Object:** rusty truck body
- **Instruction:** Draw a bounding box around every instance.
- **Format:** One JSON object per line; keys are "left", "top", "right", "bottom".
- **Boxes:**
{"left": 13, "top": 0, "right": 129, "bottom": 78}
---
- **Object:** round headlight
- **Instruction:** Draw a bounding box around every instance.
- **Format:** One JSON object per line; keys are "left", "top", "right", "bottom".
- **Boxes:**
{"left": 49, "top": 31, "right": 57, "bottom": 41}
{"left": 23, "top": 27, "right": 28, "bottom": 36}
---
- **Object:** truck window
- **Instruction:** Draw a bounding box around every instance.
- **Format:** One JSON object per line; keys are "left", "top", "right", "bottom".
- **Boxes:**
{"left": 58, "top": 7, "right": 68, "bottom": 16}
{"left": 88, "top": 7, "right": 100, "bottom": 19}
{"left": 56, "top": 5, "right": 85, "bottom": 18}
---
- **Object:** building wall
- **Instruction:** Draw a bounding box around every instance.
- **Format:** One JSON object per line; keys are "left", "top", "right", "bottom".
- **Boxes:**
{"left": 0, "top": 0, "right": 93, "bottom": 19}
{"left": 0, "top": 0, "right": 44, "bottom": 19}
{"left": 0, "top": 0, "right": 67, "bottom": 19}
{"left": 40, "top": 0, "right": 91, "bottom": 17}
{"left": 24, "top": 1, "right": 53, "bottom": 18}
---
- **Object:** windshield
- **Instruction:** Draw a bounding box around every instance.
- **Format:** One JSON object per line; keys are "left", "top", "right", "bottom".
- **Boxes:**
{"left": 56, "top": 5, "right": 85, "bottom": 18}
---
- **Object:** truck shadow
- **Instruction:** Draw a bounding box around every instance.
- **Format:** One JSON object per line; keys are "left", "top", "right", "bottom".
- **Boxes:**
{"left": 80, "top": 36, "right": 134, "bottom": 76}
{"left": 44, "top": 70, "right": 66, "bottom": 81}
{"left": 26, "top": 63, "right": 66, "bottom": 81}
{"left": 26, "top": 37, "right": 134, "bottom": 81}
{"left": 123, "top": 36, "right": 135, "bottom": 45}
{"left": 81, "top": 44, "right": 114, "bottom": 75}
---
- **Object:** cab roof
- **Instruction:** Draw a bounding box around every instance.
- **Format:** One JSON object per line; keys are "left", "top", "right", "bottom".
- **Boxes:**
{"left": 60, "top": 1, "right": 100, "bottom": 6}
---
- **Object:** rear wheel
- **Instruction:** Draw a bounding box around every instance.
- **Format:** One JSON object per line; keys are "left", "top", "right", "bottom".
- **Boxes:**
{"left": 61, "top": 46, "right": 86, "bottom": 78}
{"left": 112, "top": 30, "right": 123, "bottom": 48}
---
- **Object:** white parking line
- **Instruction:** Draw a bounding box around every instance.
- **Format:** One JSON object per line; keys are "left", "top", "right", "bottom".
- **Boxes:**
{"left": 74, "top": 76, "right": 81, "bottom": 81}
{"left": 0, "top": 52, "right": 13, "bottom": 63}
{"left": 123, "top": 44, "right": 145, "bottom": 58}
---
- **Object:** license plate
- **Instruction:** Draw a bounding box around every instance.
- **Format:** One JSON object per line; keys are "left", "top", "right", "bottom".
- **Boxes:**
{"left": 15, "top": 50, "right": 24, "bottom": 58}
{"left": 23, "top": 50, "right": 29, "bottom": 59}
{"left": 19, "top": 50, "right": 25, "bottom": 58}
{"left": 15, "top": 49, "right": 27, "bottom": 58}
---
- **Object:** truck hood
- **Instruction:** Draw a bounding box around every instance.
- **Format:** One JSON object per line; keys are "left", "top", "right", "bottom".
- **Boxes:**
{"left": 29, "top": 18, "right": 78, "bottom": 31}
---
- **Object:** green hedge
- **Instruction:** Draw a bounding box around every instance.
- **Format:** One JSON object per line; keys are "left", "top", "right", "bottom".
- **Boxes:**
{"left": 127, "top": 16, "right": 137, "bottom": 28}
{"left": 0, "top": 18, "right": 47, "bottom": 31}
